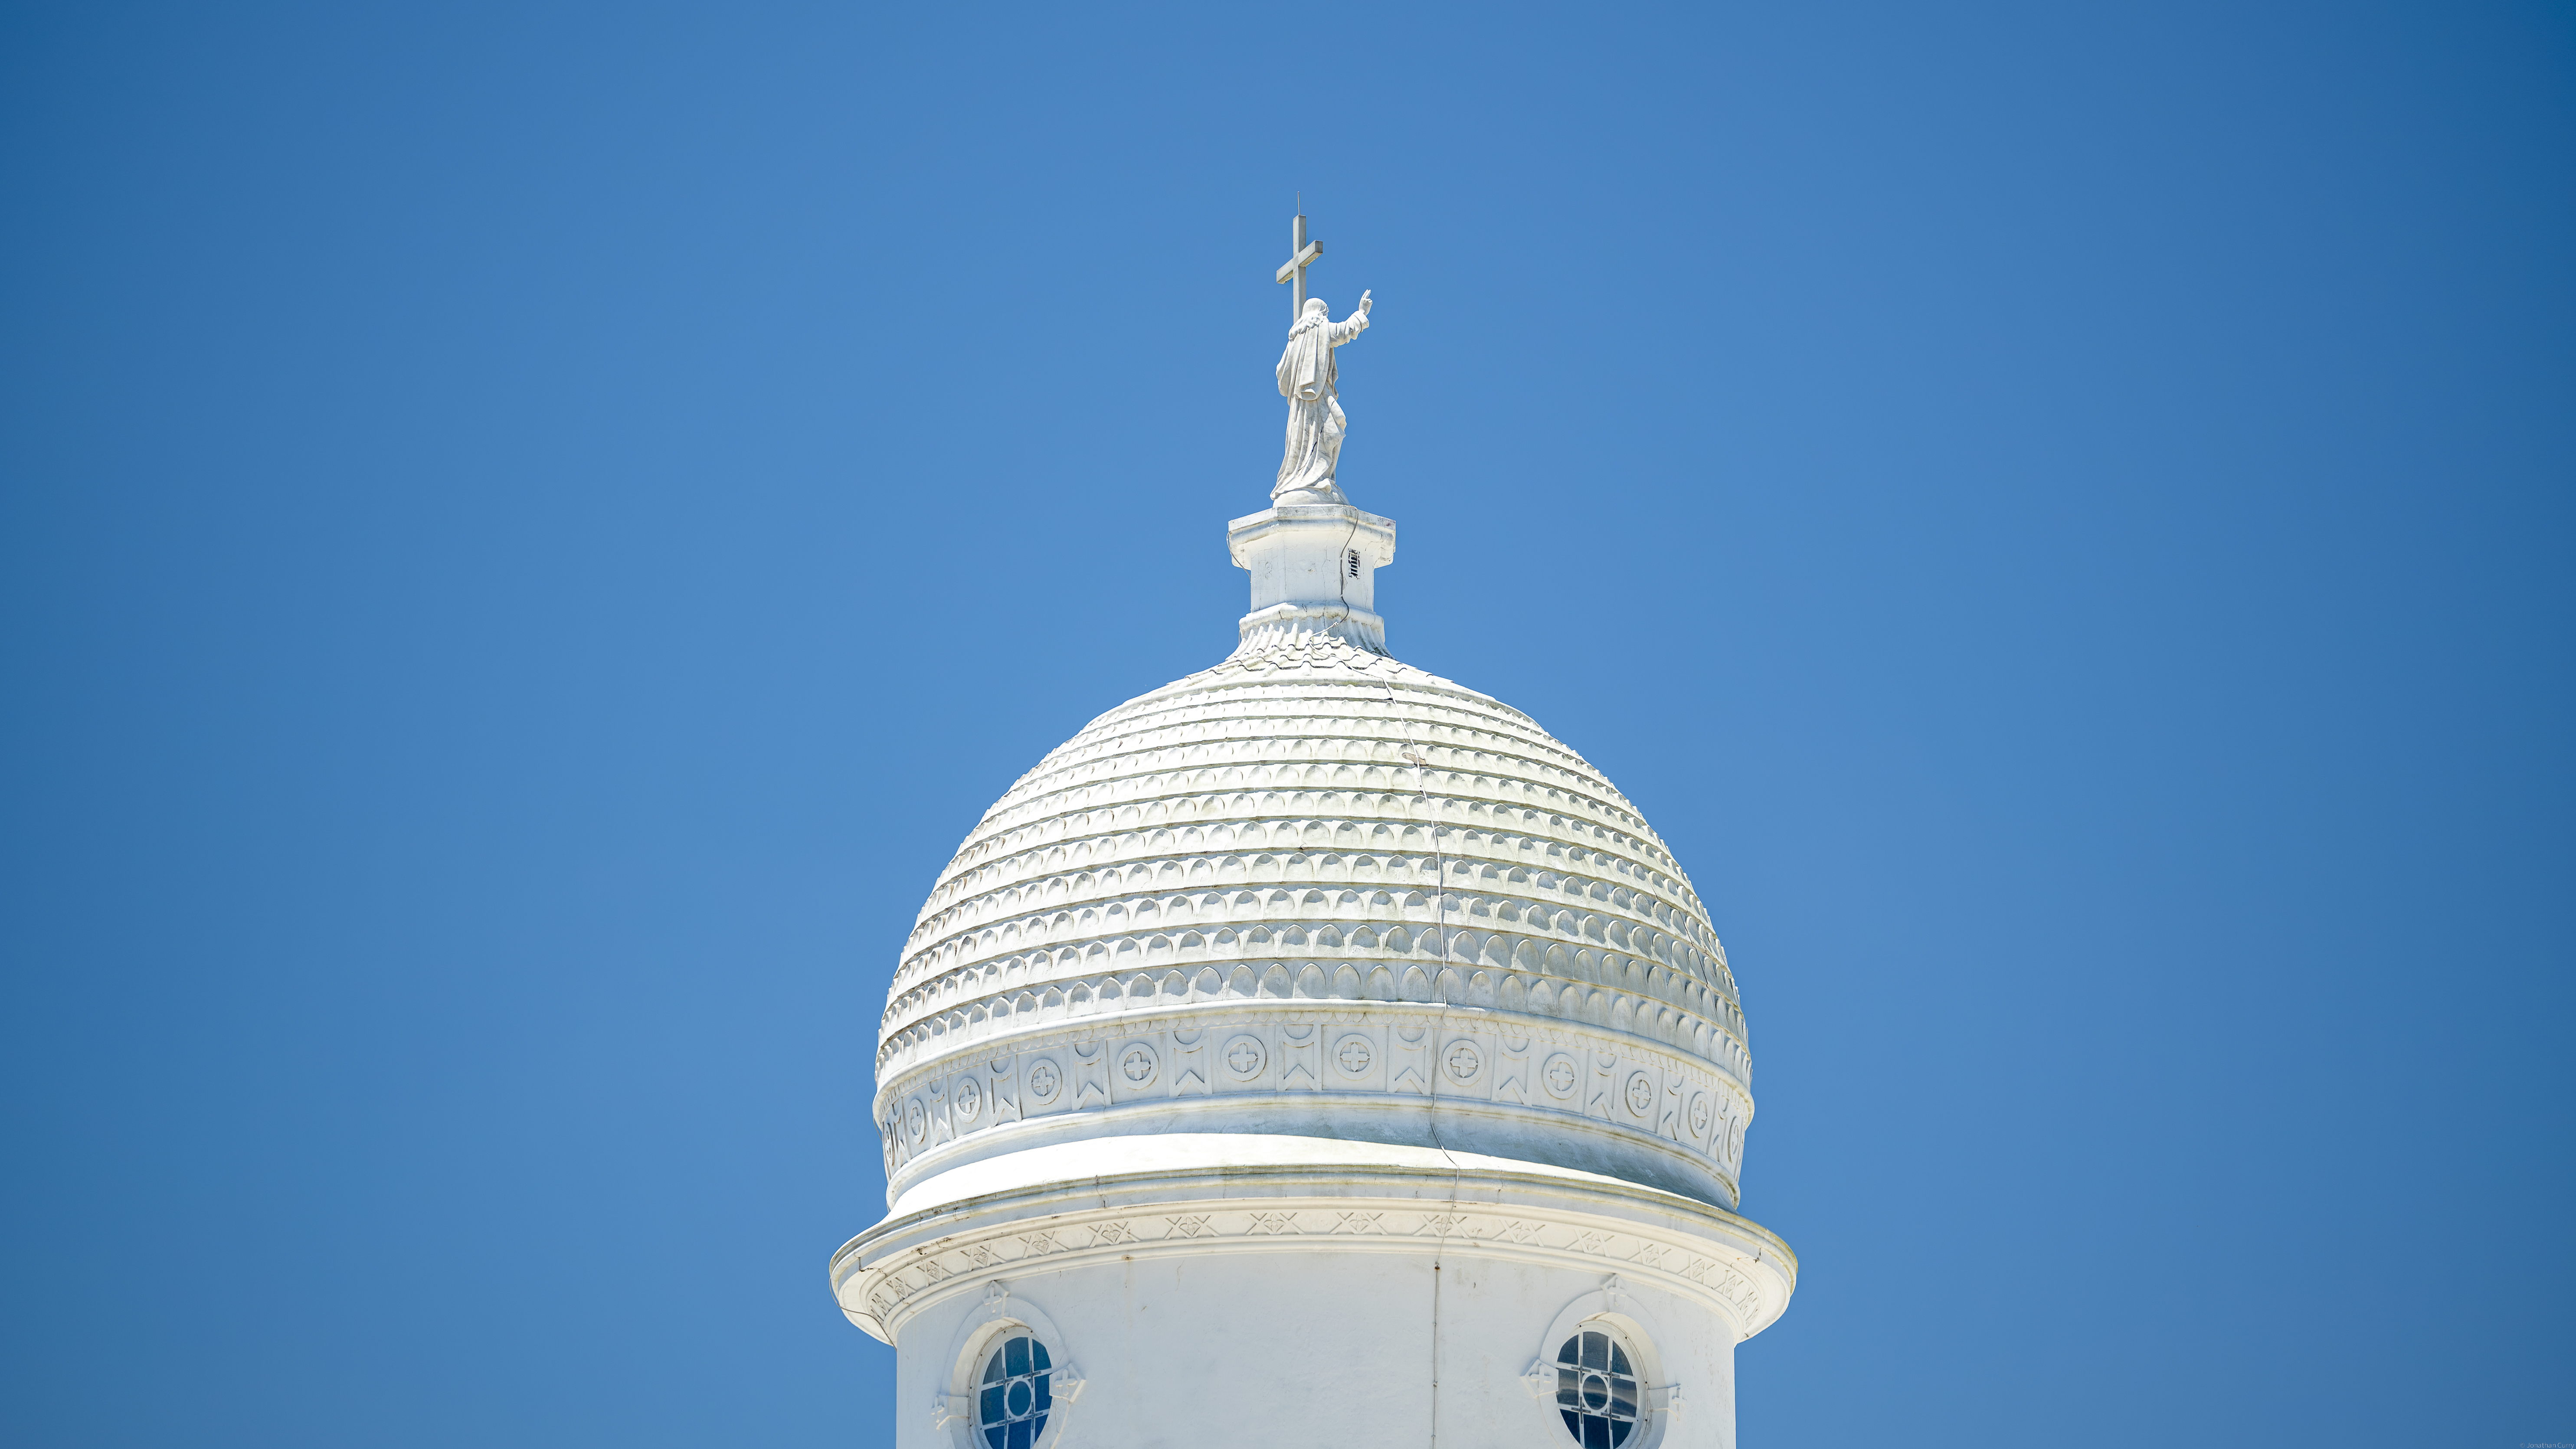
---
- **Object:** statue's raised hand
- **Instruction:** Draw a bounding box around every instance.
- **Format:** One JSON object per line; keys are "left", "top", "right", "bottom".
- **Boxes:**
{"left": 1358, "top": 290, "right": 1373, "bottom": 314}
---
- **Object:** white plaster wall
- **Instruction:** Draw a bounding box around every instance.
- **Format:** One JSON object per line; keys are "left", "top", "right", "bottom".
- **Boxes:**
{"left": 899, "top": 1248, "right": 1738, "bottom": 1449}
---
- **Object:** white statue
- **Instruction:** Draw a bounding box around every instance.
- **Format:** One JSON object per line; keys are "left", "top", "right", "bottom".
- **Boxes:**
{"left": 1273, "top": 291, "right": 1372, "bottom": 501}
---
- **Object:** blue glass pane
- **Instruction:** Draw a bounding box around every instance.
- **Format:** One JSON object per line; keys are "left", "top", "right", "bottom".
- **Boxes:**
{"left": 1561, "top": 1410, "right": 1583, "bottom": 1439}
{"left": 1610, "top": 1341, "right": 1632, "bottom": 1376}
{"left": 1034, "top": 1374, "right": 1052, "bottom": 1411}
{"left": 1585, "top": 1413, "right": 1611, "bottom": 1449}
{"left": 1559, "top": 1336, "right": 1583, "bottom": 1366}
{"left": 1031, "top": 1341, "right": 1052, "bottom": 1371}
{"left": 980, "top": 1387, "right": 1004, "bottom": 1423}
{"left": 984, "top": 1350, "right": 1006, "bottom": 1384}
{"left": 1610, "top": 1375, "right": 1637, "bottom": 1416}
{"left": 1581, "top": 1332, "right": 1608, "bottom": 1370}
{"left": 1031, "top": 1412, "right": 1048, "bottom": 1443}
{"left": 1610, "top": 1419, "right": 1633, "bottom": 1447}
{"left": 1008, "top": 1382, "right": 1033, "bottom": 1417}
{"left": 984, "top": 1429, "right": 1005, "bottom": 1449}
{"left": 1006, "top": 1337, "right": 1031, "bottom": 1377}
{"left": 1557, "top": 1367, "right": 1581, "bottom": 1408}
{"left": 1008, "top": 1421, "right": 1031, "bottom": 1449}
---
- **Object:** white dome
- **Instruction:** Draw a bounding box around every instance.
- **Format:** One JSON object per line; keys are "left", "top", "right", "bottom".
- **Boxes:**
{"left": 873, "top": 503, "right": 1758, "bottom": 1212}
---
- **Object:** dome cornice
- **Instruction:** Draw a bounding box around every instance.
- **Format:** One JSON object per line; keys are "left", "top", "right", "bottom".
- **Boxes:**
{"left": 831, "top": 1138, "right": 1797, "bottom": 1348}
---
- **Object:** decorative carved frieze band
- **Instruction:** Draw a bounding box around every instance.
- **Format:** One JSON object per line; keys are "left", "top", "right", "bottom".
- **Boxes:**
{"left": 871, "top": 1008, "right": 1755, "bottom": 1199}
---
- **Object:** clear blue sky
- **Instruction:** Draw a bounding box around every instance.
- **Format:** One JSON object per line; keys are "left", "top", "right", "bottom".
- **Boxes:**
{"left": 3, "top": 3, "right": 2569, "bottom": 1446}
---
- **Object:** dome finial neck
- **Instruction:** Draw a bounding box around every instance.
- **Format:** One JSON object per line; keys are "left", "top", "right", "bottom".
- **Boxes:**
{"left": 1225, "top": 500, "right": 1398, "bottom": 655}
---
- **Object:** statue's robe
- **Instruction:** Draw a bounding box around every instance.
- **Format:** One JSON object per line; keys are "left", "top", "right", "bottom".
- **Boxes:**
{"left": 1273, "top": 309, "right": 1370, "bottom": 497}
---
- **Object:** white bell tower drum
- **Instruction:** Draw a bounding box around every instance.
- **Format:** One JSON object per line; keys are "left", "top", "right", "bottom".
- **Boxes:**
{"left": 831, "top": 258, "right": 1795, "bottom": 1449}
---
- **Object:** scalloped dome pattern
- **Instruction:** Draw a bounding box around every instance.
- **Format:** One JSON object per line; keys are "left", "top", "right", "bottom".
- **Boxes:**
{"left": 874, "top": 621, "right": 1758, "bottom": 1204}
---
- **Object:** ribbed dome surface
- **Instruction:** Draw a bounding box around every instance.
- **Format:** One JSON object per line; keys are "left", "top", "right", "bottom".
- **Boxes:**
{"left": 873, "top": 623, "right": 1760, "bottom": 1209}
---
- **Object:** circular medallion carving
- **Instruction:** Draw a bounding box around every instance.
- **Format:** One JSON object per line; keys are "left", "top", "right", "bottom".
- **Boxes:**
{"left": 1542, "top": 1053, "right": 1578, "bottom": 1099}
{"left": 1119, "top": 1043, "right": 1158, "bottom": 1084}
{"left": 1443, "top": 1040, "right": 1483, "bottom": 1082}
{"left": 1625, "top": 1070, "right": 1656, "bottom": 1116}
{"left": 903, "top": 1098, "right": 926, "bottom": 1140}
{"left": 1224, "top": 1035, "right": 1267, "bottom": 1079}
{"left": 1334, "top": 1034, "right": 1374, "bottom": 1076}
{"left": 954, "top": 1076, "right": 981, "bottom": 1120}
{"left": 1026, "top": 1058, "right": 1061, "bottom": 1102}
{"left": 1689, "top": 1091, "right": 1712, "bottom": 1137}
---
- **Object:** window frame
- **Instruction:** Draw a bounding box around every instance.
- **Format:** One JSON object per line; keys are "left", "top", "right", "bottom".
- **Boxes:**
{"left": 1526, "top": 1281, "right": 1679, "bottom": 1449}
{"left": 972, "top": 1329, "right": 1054, "bottom": 1449}
{"left": 1550, "top": 1322, "right": 1647, "bottom": 1447}
{"left": 939, "top": 1284, "right": 1083, "bottom": 1449}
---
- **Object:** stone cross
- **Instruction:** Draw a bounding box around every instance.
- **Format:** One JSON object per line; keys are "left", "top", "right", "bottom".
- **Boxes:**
{"left": 1274, "top": 209, "right": 1322, "bottom": 320}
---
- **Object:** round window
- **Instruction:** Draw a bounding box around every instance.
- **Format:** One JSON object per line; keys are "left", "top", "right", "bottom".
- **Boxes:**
{"left": 1552, "top": 1325, "right": 1642, "bottom": 1447}
{"left": 976, "top": 1331, "right": 1053, "bottom": 1449}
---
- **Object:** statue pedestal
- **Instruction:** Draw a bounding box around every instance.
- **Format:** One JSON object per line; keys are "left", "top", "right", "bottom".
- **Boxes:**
{"left": 1269, "top": 482, "right": 1348, "bottom": 506}
{"left": 1226, "top": 502, "right": 1398, "bottom": 654}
